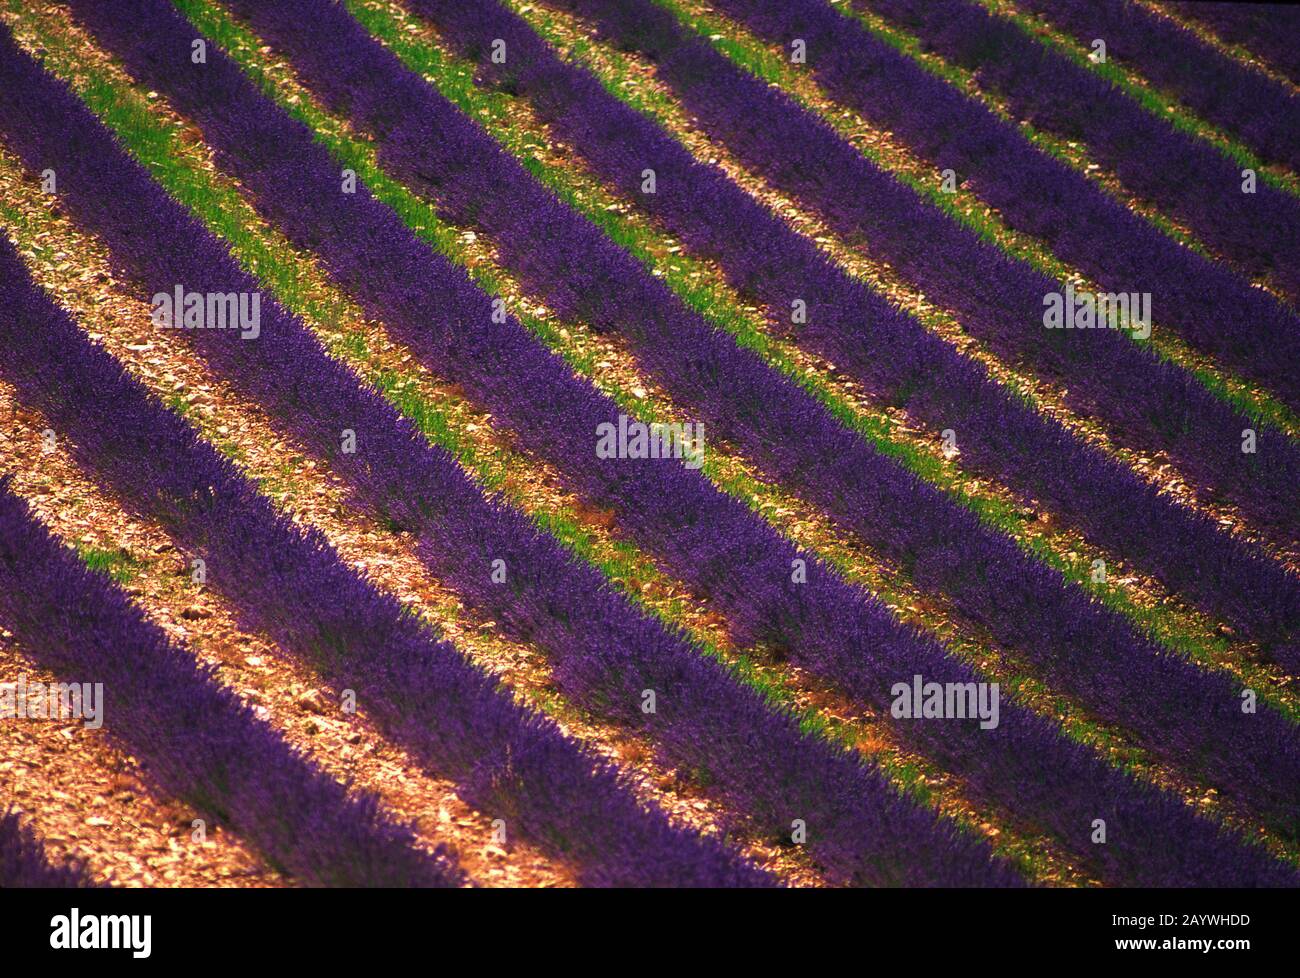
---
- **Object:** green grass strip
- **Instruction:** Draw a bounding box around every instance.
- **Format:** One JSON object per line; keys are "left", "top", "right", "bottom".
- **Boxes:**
{"left": 77, "top": 546, "right": 140, "bottom": 584}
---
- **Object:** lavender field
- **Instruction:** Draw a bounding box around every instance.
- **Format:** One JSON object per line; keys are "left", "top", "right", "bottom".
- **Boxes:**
{"left": 0, "top": 0, "right": 1296, "bottom": 892}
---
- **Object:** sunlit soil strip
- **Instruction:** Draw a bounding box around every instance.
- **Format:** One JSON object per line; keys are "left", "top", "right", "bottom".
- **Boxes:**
{"left": 169, "top": 0, "right": 1300, "bottom": 869}
{"left": 635, "top": 0, "right": 1300, "bottom": 439}
{"left": 499, "top": 0, "right": 1300, "bottom": 558}
{"left": 18, "top": 0, "right": 1082, "bottom": 885}
{"left": 990, "top": 0, "right": 1300, "bottom": 183}
{"left": 0, "top": 257, "right": 556, "bottom": 890}
{"left": 1135, "top": 0, "right": 1300, "bottom": 94}
{"left": 372, "top": 0, "right": 1300, "bottom": 702}
{"left": 0, "top": 10, "right": 829, "bottom": 885}
{"left": 835, "top": 0, "right": 1292, "bottom": 297}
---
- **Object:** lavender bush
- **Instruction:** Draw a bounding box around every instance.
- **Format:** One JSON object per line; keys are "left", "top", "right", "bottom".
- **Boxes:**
{"left": 1165, "top": 1, "right": 1300, "bottom": 84}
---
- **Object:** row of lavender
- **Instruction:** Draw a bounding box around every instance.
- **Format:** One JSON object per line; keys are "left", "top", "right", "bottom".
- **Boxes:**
{"left": 0, "top": 431, "right": 462, "bottom": 886}
{"left": 1164, "top": 1, "right": 1300, "bottom": 86}
{"left": 514, "top": 0, "right": 1300, "bottom": 551}
{"left": 857, "top": 0, "right": 1300, "bottom": 297}
{"left": 1017, "top": 0, "right": 1299, "bottom": 170}
{"left": 55, "top": 0, "right": 1300, "bottom": 885}
{"left": 705, "top": 0, "right": 1300, "bottom": 397}
{"left": 201, "top": 0, "right": 1300, "bottom": 835}
{"left": 0, "top": 18, "right": 1025, "bottom": 888}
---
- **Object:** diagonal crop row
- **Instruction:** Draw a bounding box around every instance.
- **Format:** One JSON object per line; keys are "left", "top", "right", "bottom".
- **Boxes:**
{"left": 188, "top": 0, "right": 1300, "bottom": 807}
{"left": 0, "top": 18, "right": 1030, "bottom": 888}
{"left": 854, "top": 0, "right": 1300, "bottom": 301}
{"left": 536, "top": 0, "right": 1300, "bottom": 486}
{"left": 57, "top": 0, "right": 1300, "bottom": 885}
{"left": 1162, "top": 0, "right": 1300, "bottom": 86}
{"left": 1012, "top": 0, "right": 1300, "bottom": 171}
{"left": 397, "top": 0, "right": 1300, "bottom": 661}
{"left": 0, "top": 428, "right": 463, "bottom": 887}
